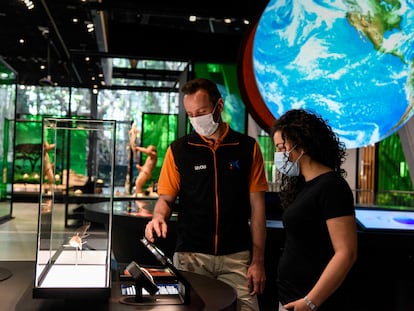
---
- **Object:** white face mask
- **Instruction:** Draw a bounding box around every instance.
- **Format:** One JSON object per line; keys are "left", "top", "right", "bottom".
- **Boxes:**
{"left": 189, "top": 104, "right": 219, "bottom": 137}
{"left": 274, "top": 145, "right": 304, "bottom": 177}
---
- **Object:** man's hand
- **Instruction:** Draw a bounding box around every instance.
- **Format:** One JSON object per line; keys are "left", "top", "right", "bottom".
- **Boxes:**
{"left": 247, "top": 261, "right": 266, "bottom": 295}
{"left": 144, "top": 217, "right": 168, "bottom": 242}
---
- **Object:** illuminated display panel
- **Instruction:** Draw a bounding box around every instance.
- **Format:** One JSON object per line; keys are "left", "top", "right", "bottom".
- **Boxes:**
{"left": 356, "top": 208, "right": 414, "bottom": 232}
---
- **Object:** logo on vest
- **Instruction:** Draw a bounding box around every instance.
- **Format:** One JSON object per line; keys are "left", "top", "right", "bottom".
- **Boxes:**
{"left": 228, "top": 160, "right": 240, "bottom": 170}
{"left": 194, "top": 164, "right": 207, "bottom": 171}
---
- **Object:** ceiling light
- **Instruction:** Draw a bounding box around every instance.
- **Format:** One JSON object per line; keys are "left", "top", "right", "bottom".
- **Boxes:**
{"left": 22, "top": 0, "right": 34, "bottom": 10}
{"left": 224, "top": 18, "right": 232, "bottom": 24}
{"left": 189, "top": 15, "right": 197, "bottom": 22}
{"left": 86, "top": 22, "right": 94, "bottom": 32}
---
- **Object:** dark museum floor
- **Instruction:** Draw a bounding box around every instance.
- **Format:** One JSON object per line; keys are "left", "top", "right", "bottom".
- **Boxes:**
{"left": 0, "top": 202, "right": 278, "bottom": 310}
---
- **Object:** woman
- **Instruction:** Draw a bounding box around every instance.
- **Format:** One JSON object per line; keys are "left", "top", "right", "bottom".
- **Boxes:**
{"left": 271, "top": 109, "right": 357, "bottom": 311}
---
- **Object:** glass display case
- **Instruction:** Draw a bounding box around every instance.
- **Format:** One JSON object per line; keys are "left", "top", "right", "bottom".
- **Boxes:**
{"left": 33, "top": 118, "right": 116, "bottom": 299}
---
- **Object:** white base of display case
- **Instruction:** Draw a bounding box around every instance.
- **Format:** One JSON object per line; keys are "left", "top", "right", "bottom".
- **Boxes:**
{"left": 36, "top": 264, "right": 107, "bottom": 287}
{"left": 33, "top": 250, "right": 110, "bottom": 299}
{"left": 35, "top": 250, "right": 108, "bottom": 288}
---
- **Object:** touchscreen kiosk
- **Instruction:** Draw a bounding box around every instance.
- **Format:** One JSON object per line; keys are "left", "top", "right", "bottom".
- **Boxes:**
{"left": 119, "top": 237, "right": 191, "bottom": 306}
{"left": 355, "top": 208, "right": 414, "bottom": 233}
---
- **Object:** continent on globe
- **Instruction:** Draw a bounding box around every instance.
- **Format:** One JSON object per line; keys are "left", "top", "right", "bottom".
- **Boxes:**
{"left": 346, "top": 0, "right": 403, "bottom": 59}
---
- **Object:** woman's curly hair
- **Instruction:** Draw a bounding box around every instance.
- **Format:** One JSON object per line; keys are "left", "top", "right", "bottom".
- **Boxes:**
{"left": 270, "top": 109, "right": 347, "bottom": 209}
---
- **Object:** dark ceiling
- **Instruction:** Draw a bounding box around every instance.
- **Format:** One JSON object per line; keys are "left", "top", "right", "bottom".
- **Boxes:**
{"left": 0, "top": 0, "right": 269, "bottom": 90}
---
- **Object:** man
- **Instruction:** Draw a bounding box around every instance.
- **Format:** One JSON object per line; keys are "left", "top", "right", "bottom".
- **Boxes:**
{"left": 145, "top": 78, "right": 267, "bottom": 311}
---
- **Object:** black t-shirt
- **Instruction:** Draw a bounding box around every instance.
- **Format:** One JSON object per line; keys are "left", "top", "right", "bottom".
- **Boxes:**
{"left": 277, "top": 171, "right": 355, "bottom": 310}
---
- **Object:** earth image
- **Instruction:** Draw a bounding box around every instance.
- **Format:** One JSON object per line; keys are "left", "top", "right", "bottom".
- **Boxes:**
{"left": 253, "top": 0, "right": 414, "bottom": 149}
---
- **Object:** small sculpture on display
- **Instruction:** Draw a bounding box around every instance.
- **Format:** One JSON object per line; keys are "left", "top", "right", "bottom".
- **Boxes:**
{"left": 43, "top": 141, "right": 55, "bottom": 191}
{"left": 133, "top": 200, "right": 153, "bottom": 217}
{"left": 134, "top": 145, "right": 157, "bottom": 196}
{"left": 125, "top": 122, "right": 139, "bottom": 195}
{"left": 63, "top": 222, "right": 91, "bottom": 260}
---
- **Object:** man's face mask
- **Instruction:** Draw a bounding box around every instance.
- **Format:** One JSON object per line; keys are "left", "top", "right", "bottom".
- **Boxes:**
{"left": 189, "top": 103, "right": 219, "bottom": 137}
{"left": 274, "top": 145, "right": 304, "bottom": 177}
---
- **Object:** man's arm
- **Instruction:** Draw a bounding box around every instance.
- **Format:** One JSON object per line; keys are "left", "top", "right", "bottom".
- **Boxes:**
{"left": 144, "top": 193, "right": 176, "bottom": 242}
{"left": 248, "top": 190, "right": 267, "bottom": 295}
{"left": 145, "top": 146, "right": 179, "bottom": 241}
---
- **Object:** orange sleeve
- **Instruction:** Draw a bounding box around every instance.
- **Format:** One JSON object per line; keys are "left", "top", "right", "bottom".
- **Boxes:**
{"left": 157, "top": 147, "right": 181, "bottom": 196}
{"left": 249, "top": 141, "right": 268, "bottom": 193}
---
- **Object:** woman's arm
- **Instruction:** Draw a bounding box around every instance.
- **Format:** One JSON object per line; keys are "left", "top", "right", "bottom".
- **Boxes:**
{"left": 283, "top": 215, "right": 357, "bottom": 310}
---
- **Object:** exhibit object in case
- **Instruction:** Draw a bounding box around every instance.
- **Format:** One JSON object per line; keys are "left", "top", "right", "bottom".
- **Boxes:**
{"left": 33, "top": 118, "right": 116, "bottom": 299}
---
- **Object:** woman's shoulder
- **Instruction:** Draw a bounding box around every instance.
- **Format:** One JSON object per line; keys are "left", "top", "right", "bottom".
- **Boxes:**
{"left": 312, "top": 171, "right": 349, "bottom": 188}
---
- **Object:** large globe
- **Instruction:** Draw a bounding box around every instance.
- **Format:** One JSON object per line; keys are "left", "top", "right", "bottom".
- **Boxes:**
{"left": 253, "top": 0, "right": 414, "bottom": 149}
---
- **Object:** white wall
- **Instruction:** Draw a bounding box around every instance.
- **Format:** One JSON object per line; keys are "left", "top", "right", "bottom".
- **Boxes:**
{"left": 343, "top": 148, "right": 357, "bottom": 191}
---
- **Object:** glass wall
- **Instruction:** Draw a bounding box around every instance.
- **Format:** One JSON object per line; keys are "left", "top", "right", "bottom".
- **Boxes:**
{"left": 12, "top": 85, "right": 179, "bottom": 197}
{"left": 97, "top": 89, "right": 178, "bottom": 193}
{"left": 0, "top": 57, "right": 16, "bottom": 221}
{"left": 376, "top": 133, "right": 413, "bottom": 207}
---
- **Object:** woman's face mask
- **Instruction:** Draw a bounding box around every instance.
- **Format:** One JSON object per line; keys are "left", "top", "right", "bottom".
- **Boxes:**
{"left": 189, "top": 104, "right": 219, "bottom": 136}
{"left": 274, "top": 145, "right": 304, "bottom": 177}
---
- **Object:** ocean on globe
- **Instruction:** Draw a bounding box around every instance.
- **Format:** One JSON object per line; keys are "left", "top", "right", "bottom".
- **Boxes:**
{"left": 253, "top": 0, "right": 414, "bottom": 149}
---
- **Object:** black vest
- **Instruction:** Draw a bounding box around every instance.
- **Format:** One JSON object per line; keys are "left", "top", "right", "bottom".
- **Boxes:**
{"left": 171, "top": 128, "right": 255, "bottom": 255}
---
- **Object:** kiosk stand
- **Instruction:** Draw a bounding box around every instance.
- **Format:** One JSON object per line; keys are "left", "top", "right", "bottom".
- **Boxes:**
{"left": 119, "top": 237, "right": 191, "bottom": 306}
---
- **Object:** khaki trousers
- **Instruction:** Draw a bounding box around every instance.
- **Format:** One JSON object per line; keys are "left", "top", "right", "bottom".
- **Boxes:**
{"left": 173, "top": 251, "right": 260, "bottom": 311}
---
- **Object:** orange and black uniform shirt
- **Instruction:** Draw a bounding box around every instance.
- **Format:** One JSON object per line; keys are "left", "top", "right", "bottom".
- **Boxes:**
{"left": 158, "top": 123, "right": 268, "bottom": 255}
